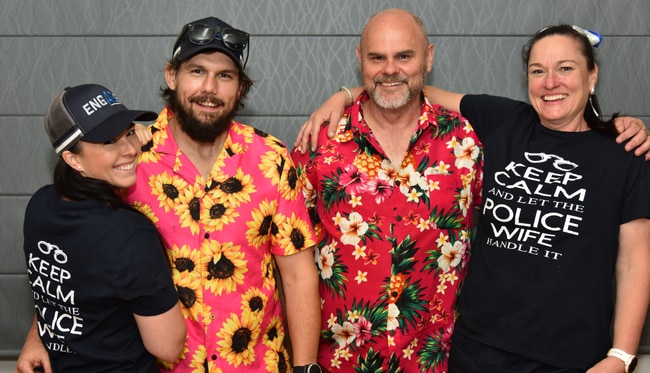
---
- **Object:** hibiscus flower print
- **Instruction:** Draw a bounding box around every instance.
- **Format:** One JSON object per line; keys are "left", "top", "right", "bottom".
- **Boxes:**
{"left": 338, "top": 212, "right": 369, "bottom": 246}
{"left": 339, "top": 164, "right": 369, "bottom": 195}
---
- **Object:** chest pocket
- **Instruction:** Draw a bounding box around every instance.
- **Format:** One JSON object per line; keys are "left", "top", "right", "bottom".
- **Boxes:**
{"left": 424, "top": 172, "right": 467, "bottom": 229}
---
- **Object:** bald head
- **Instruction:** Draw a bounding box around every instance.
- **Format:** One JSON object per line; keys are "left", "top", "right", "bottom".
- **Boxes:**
{"left": 360, "top": 8, "right": 429, "bottom": 52}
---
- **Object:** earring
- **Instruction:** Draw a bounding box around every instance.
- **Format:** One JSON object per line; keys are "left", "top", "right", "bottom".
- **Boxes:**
{"left": 590, "top": 87, "right": 595, "bottom": 95}
{"left": 588, "top": 93, "right": 601, "bottom": 119}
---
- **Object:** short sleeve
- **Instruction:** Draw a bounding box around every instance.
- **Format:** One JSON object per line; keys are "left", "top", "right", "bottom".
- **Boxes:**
{"left": 116, "top": 216, "right": 179, "bottom": 316}
{"left": 270, "top": 147, "right": 316, "bottom": 257}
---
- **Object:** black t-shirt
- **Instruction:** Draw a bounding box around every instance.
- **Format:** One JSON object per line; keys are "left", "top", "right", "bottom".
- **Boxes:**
{"left": 456, "top": 94, "right": 650, "bottom": 369}
{"left": 23, "top": 185, "right": 180, "bottom": 372}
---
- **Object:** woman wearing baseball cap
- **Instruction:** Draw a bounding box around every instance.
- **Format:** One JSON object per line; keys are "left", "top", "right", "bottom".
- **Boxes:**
{"left": 18, "top": 84, "right": 186, "bottom": 372}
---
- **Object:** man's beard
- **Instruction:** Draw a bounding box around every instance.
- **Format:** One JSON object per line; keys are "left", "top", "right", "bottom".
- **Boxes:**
{"left": 169, "top": 92, "right": 238, "bottom": 144}
{"left": 367, "top": 69, "right": 426, "bottom": 110}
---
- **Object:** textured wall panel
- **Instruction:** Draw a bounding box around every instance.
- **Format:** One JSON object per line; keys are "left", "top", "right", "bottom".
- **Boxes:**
{"left": 0, "top": 275, "right": 33, "bottom": 358}
{"left": 1, "top": 36, "right": 648, "bottom": 117}
{"left": 0, "top": 118, "right": 55, "bottom": 194}
{"left": 0, "top": 197, "right": 30, "bottom": 273}
{"left": 1, "top": 0, "right": 649, "bottom": 35}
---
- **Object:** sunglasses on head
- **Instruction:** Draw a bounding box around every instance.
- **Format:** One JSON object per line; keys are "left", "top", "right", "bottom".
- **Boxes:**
{"left": 174, "top": 23, "right": 250, "bottom": 67}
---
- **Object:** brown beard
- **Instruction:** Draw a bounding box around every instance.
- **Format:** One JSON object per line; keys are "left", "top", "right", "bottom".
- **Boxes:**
{"left": 168, "top": 91, "right": 238, "bottom": 144}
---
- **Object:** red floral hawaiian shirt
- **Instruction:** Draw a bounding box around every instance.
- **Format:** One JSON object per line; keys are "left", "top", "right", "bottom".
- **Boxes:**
{"left": 127, "top": 107, "right": 316, "bottom": 373}
{"left": 292, "top": 92, "right": 483, "bottom": 373}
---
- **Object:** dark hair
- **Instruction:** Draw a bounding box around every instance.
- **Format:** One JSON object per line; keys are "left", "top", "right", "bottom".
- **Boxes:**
{"left": 521, "top": 24, "right": 619, "bottom": 137}
{"left": 53, "top": 142, "right": 135, "bottom": 210}
{"left": 160, "top": 56, "right": 254, "bottom": 112}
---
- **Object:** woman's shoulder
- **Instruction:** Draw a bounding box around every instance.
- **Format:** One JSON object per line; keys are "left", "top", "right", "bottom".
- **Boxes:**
{"left": 28, "top": 184, "right": 55, "bottom": 202}
{"left": 24, "top": 185, "right": 55, "bottom": 222}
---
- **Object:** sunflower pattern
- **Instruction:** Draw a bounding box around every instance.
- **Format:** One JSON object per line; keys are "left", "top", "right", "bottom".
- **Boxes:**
{"left": 292, "top": 93, "right": 484, "bottom": 373}
{"left": 127, "top": 107, "right": 316, "bottom": 373}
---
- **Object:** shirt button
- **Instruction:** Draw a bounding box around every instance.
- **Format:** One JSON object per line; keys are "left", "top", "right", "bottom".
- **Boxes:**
{"left": 390, "top": 330, "right": 396, "bottom": 336}
{"left": 204, "top": 233, "right": 210, "bottom": 239}
{"left": 210, "top": 314, "right": 215, "bottom": 320}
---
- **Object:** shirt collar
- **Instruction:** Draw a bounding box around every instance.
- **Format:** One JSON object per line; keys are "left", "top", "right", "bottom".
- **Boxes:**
{"left": 333, "top": 91, "right": 443, "bottom": 143}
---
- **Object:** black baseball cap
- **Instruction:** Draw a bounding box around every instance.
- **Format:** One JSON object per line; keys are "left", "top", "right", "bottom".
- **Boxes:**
{"left": 45, "top": 84, "right": 157, "bottom": 155}
{"left": 171, "top": 16, "right": 249, "bottom": 70}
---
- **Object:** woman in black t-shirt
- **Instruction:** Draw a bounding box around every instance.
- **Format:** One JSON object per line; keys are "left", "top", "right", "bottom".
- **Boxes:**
{"left": 16, "top": 84, "right": 186, "bottom": 373}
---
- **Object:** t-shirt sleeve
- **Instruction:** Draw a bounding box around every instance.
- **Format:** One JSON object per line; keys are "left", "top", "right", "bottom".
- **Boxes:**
{"left": 116, "top": 217, "right": 179, "bottom": 316}
{"left": 620, "top": 160, "right": 650, "bottom": 223}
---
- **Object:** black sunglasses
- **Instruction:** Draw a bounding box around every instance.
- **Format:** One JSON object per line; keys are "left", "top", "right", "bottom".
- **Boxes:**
{"left": 174, "top": 23, "right": 250, "bottom": 67}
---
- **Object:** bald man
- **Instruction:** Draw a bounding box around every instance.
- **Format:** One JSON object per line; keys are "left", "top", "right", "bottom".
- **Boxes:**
{"left": 292, "top": 8, "right": 483, "bottom": 372}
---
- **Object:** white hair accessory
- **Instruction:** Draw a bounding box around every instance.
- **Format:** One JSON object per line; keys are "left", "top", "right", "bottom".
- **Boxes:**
{"left": 571, "top": 25, "right": 602, "bottom": 47}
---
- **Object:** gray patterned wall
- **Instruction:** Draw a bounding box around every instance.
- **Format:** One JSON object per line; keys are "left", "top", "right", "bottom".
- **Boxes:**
{"left": 1, "top": 0, "right": 649, "bottom": 358}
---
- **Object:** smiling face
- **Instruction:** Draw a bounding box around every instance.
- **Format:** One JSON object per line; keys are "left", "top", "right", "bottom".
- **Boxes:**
{"left": 63, "top": 125, "right": 140, "bottom": 189}
{"left": 527, "top": 34, "right": 598, "bottom": 131}
{"left": 356, "top": 9, "right": 433, "bottom": 111}
{"left": 165, "top": 51, "right": 242, "bottom": 143}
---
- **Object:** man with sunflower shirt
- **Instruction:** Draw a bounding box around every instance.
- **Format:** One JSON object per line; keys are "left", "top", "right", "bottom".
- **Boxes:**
{"left": 291, "top": 9, "right": 483, "bottom": 373}
{"left": 127, "top": 17, "right": 321, "bottom": 373}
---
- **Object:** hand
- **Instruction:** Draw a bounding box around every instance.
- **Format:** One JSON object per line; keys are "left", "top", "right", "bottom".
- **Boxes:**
{"left": 15, "top": 317, "right": 51, "bottom": 373}
{"left": 134, "top": 123, "right": 153, "bottom": 146}
{"left": 614, "top": 117, "right": 650, "bottom": 161}
{"left": 294, "top": 90, "right": 352, "bottom": 154}
{"left": 14, "top": 339, "right": 50, "bottom": 373}
{"left": 585, "top": 356, "right": 626, "bottom": 373}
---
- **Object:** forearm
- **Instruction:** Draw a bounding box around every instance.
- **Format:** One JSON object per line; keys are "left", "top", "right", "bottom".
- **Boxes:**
{"left": 422, "top": 86, "right": 464, "bottom": 114}
{"left": 24, "top": 316, "right": 41, "bottom": 348}
{"left": 276, "top": 249, "right": 321, "bottom": 365}
{"left": 135, "top": 303, "right": 186, "bottom": 362}
{"left": 612, "top": 273, "right": 650, "bottom": 354}
{"left": 343, "top": 86, "right": 363, "bottom": 106}
{"left": 612, "top": 219, "right": 650, "bottom": 353}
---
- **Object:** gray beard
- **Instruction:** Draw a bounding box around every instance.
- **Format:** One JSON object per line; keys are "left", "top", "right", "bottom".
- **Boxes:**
{"left": 371, "top": 87, "right": 414, "bottom": 110}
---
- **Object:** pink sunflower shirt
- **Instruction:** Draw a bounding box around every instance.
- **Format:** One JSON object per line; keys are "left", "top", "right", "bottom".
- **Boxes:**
{"left": 127, "top": 107, "right": 316, "bottom": 372}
